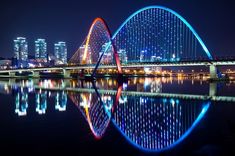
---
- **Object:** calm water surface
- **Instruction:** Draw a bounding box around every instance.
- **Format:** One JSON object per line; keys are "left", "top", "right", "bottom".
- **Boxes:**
{"left": 0, "top": 77, "right": 235, "bottom": 155}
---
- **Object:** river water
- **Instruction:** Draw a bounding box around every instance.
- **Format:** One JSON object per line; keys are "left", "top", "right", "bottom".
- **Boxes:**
{"left": 0, "top": 77, "right": 234, "bottom": 155}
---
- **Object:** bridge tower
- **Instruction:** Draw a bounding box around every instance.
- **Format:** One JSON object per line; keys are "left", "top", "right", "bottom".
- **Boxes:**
{"left": 63, "top": 69, "right": 71, "bottom": 78}
{"left": 209, "top": 65, "right": 218, "bottom": 80}
{"left": 32, "top": 71, "right": 40, "bottom": 78}
{"left": 9, "top": 72, "right": 16, "bottom": 78}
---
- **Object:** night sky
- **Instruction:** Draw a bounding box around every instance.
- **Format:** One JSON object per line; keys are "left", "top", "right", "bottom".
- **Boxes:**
{"left": 0, "top": 0, "right": 234, "bottom": 59}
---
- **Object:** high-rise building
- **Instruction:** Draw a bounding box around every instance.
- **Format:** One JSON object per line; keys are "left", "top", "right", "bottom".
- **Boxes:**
{"left": 14, "top": 37, "right": 28, "bottom": 67}
{"left": 35, "top": 39, "right": 47, "bottom": 61}
{"left": 54, "top": 41, "right": 67, "bottom": 64}
{"left": 140, "top": 50, "right": 147, "bottom": 62}
{"left": 99, "top": 43, "right": 113, "bottom": 64}
{"left": 117, "top": 49, "right": 128, "bottom": 64}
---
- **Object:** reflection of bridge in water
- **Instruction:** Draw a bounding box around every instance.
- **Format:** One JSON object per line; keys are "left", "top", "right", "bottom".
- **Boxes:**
{"left": 1, "top": 78, "right": 234, "bottom": 152}
{"left": 113, "top": 96, "right": 210, "bottom": 152}
{"left": 70, "top": 91, "right": 113, "bottom": 139}
{"left": 68, "top": 85, "right": 212, "bottom": 152}
{"left": 2, "top": 79, "right": 234, "bottom": 103}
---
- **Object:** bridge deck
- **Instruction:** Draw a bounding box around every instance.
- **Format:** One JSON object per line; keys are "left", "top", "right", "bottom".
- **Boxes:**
{"left": 1, "top": 60, "right": 235, "bottom": 74}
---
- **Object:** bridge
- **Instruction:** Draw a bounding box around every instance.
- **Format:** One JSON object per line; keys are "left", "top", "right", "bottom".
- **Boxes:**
{"left": 1, "top": 59, "right": 235, "bottom": 78}
{"left": 3, "top": 6, "right": 235, "bottom": 79}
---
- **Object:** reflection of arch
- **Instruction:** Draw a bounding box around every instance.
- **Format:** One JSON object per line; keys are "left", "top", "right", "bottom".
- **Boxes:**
{"left": 112, "top": 84, "right": 122, "bottom": 115}
{"left": 68, "top": 81, "right": 122, "bottom": 139}
{"left": 69, "top": 82, "right": 211, "bottom": 152}
{"left": 112, "top": 6, "right": 213, "bottom": 60}
{"left": 112, "top": 98, "right": 211, "bottom": 152}
{"left": 68, "top": 90, "right": 112, "bottom": 139}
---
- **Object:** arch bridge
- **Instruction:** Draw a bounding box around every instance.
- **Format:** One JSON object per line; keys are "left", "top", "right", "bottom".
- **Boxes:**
{"left": 1, "top": 6, "right": 235, "bottom": 79}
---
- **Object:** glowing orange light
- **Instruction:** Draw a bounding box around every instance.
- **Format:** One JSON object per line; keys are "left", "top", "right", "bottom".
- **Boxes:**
{"left": 82, "top": 18, "right": 103, "bottom": 64}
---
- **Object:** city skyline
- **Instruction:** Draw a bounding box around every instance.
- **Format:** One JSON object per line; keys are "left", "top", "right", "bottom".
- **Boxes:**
{"left": 0, "top": 0, "right": 234, "bottom": 59}
{"left": 12, "top": 37, "right": 67, "bottom": 67}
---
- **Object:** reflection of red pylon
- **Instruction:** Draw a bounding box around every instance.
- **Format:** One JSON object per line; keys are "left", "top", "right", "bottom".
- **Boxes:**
{"left": 112, "top": 84, "right": 123, "bottom": 114}
{"left": 68, "top": 82, "right": 124, "bottom": 140}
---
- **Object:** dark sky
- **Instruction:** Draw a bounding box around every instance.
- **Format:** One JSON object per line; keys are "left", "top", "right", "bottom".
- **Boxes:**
{"left": 0, "top": 0, "right": 235, "bottom": 59}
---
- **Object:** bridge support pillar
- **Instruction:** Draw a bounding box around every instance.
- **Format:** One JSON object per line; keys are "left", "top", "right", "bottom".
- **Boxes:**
{"left": 9, "top": 72, "right": 15, "bottom": 77}
{"left": 81, "top": 69, "right": 85, "bottom": 75}
{"left": 209, "top": 65, "right": 218, "bottom": 80}
{"left": 79, "top": 69, "right": 85, "bottom": 78}
{"left": 63, "top": 69, "right": 71, "bottom": 78}
{"left": 32, "top": 71, "right": 40, "bottom": 78}
{"left": 209, "top": 82, "right": 217, "bottom": 97}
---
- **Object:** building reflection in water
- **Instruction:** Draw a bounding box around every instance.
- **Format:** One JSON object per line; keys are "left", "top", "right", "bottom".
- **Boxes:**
{"left": 15, "top": 87, "right": 28, "bottom": 116}
{"left": 0, "top": 78, "right": 215, "bottom": 152}
{"left": 35, "top": 90, "right": 47, "bottom": 114}
{"left": 13, "top": 86, "right": 68, "bottom": 116}
{"left": 55, "top": 91, "right": 67, "bottom": 111}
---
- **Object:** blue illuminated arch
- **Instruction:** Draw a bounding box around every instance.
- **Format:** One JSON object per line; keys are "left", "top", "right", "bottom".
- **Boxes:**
{"left": 112, "top": 102, "right": 211, "bottom": 153}
{"left": 112, "top": 6, "right": 213, "bottom": 60}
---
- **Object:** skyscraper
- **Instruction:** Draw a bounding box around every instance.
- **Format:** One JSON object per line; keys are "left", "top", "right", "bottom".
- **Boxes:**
{"left": 14, "top": 37, "right": 28, "bottom": 67}
{"left": 54, "top": 42, "right": 67, "bottom": 64}
{"left": 35, "top": 39, "right": 47, "bottom": 61}
{"left": 99, "top": 42, "right": 113, "bottom": 64}
{"left": 117, "top": 49, "right": 128, "bottom": 64}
